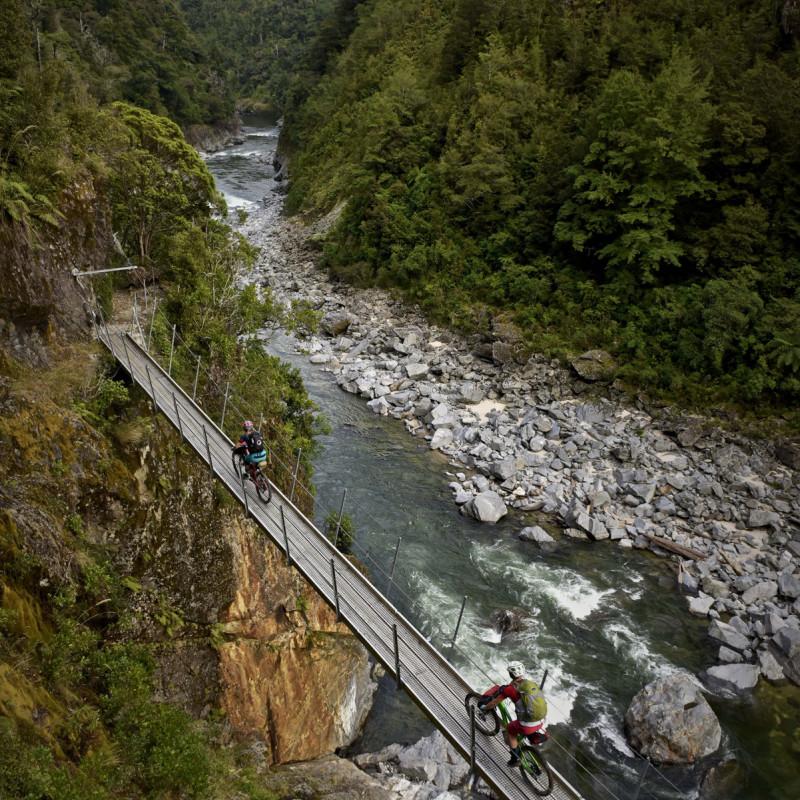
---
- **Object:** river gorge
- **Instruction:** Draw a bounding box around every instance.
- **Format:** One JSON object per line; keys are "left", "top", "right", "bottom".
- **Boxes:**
{"left": 204, "top": 116, "right": 800, "bottom": 800}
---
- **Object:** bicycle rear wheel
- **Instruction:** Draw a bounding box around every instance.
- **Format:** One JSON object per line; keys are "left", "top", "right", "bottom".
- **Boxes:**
{"left": 519, "top": 745, "right": 552, "bottom": 796}
{"left": 464, "top": 693, "right": 500, "bottom": 736}
{"left": 254, "top": 471, "right": 272, "bottom": 504}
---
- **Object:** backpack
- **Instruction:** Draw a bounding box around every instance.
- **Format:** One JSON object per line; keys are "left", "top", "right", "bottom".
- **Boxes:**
{"left": 247, "top": 431, "right": 265, "bottom": 452}
{"left": 518, "top": 679, "right": 547, "bottom": 721}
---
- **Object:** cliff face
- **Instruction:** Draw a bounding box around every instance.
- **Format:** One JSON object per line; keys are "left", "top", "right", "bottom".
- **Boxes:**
{"left": 0, "top": 343, "right": 374, "bottom": 764}
{"left": 0, "top": 178, "right": 111, "bottom": 348}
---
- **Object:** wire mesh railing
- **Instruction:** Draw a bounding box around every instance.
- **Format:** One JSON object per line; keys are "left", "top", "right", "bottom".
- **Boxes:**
{"left": 97, "top": 292, "right": 693, "bottom": 800}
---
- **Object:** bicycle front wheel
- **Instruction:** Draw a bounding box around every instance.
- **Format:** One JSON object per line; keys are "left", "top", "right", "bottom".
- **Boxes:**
{"left": 520, "top": 745, "right": 553, "bottom": 796}
{"left": 464, "top": 693, "right": 500, "bottom": 736}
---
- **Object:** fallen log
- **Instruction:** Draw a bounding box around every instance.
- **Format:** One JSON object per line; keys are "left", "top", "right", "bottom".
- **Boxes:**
{"left": 645, "top": 533, "right": 706, "bottom": 561}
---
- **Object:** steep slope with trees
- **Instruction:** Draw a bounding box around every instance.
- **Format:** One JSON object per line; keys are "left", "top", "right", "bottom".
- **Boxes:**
{"left": 181, "top": 0, "right": 337, "bottom": 112}
{"left": 285, "top": 0, "right": 800, "bottom": 420}
{"left": 1, "top": 4, "right": 373, "bottom": 798}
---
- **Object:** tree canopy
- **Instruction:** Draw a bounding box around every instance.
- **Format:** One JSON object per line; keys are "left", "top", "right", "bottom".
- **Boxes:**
{"left": 285, "top": 0, "right": 800, "bottom": 415}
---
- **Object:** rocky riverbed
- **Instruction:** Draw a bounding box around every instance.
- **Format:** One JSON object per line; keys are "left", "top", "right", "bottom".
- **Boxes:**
{"left": 241, "top": 202, "right": 800, "bottom": 705}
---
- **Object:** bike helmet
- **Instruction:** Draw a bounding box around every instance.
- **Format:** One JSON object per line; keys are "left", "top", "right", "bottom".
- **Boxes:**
{"left": 242, "top": 420, "right": 254, "bottom": 431}
{"left": 507, "top": 661, "right": 526, "bottom": 679}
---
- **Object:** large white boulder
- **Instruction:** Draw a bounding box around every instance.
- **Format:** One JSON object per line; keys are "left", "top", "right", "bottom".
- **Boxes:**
{"left": 624, "top": 674, "right": 721, "bottom": 764}
{"left": 462, "top": 491, "right": 508, "bottom": 523}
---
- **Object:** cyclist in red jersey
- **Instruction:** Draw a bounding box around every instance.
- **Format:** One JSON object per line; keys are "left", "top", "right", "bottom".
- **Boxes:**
{"left": 479, "top": 661, "right": 547, "bottom": 765}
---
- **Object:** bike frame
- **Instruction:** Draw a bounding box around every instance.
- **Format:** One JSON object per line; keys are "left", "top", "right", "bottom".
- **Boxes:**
{"left": 482, "top": 684, "right": 547, "bottom": 747}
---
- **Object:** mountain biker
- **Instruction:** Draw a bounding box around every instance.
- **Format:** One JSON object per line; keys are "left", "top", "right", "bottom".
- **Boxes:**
{"left": 479, "top": 661, "right": 547, "bottom": 766}
{"left": 233, "top": 420, "right": 268, "bottom": 476}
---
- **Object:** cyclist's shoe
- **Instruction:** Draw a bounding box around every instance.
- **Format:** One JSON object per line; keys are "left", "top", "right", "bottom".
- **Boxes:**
{"left": 507, "top": 755, "right": 520, "bottom": 766}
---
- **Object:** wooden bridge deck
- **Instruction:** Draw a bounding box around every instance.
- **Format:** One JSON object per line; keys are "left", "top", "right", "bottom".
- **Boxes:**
{"left": 100, "top": 328, "right": 585, "bottom": 800}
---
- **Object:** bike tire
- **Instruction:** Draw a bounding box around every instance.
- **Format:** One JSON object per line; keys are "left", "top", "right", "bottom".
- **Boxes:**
{"left": 519, "top": 745, "right": 553, "bottom": 796}
{"left": 255, "top": 471, "right": 272, "bottom": 504}
{"left": 464, "top": 692, "right": 500, "bottom": 736}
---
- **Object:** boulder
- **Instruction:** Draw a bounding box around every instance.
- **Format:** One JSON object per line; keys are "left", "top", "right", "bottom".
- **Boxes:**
{"left": 490, "top": 609, "right": 527, "bottom": 636}
{"left": 462, "top": 491, "right": 508, "bottom": 524}
{"left": 775, "top": 439, "right": 800, "bottom": 470}
{"left": 405, "top": 362, "right": 429, "bottom": 380}
{"left": 321, "top": 312, "right": 352, "bottom": 337}
{"left": 703, "top": 664, "right": 760, "bottom": 694}
{"left": 773, "top": 626, "right": 800, "bottom": 660}
{"left": 430, "top": 428, "right": 454, "bottom": 451}
{"left": 492, "top": 341, "right": 517, "bottom": 365}
{"left": 747, "top": 509, "right": 781, "bottom": 529}
{"left": 355, "top": 731, "right": 468, "bottom": 793}
{"left": 571, "top": 349, "right": 617, "bottom": 382}
{"left": 459, "top": 381, "right": 485, "bottom": 404}
{"left": 758, "top": 650, "right": 785, "bottom": 682}
{"left": 741, "top": 581, "right": 778, "bottom": 605}
{"left": 778, "top": 572, "right": 800, "bottom": 599}
{"left": 519, "top": 526, "right": 556, "bottom": 548}
{"left": 627, "top": 483, "right": 657, "bottom": 504}
{"left": 624, "top": 674, "right": 721, "bottom": 764}
{"left": 708, "top": 620, "right": 749, "bottom": 652}
{"left": 490, "top": 457, "right": 517, "bottom": 481}
{"left": 687, "top": 593, "right": 715, "bottom": 617}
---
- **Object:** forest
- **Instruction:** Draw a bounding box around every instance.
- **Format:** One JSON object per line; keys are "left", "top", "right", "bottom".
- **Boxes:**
{"left": 180, "top": 0, "right": 337, "bottom": 111}
{"left": 285, "top": 0, "right": 800, "bottom": 418}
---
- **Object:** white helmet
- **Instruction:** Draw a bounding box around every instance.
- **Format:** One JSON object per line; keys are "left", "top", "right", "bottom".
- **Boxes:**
{"left": 507, "top": 661, "right": 526, "bottom": 679}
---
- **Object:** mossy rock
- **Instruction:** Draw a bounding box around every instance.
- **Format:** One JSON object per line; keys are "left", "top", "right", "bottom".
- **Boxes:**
{"left": 571, "top": 349, "right": 618, "bottom": 382}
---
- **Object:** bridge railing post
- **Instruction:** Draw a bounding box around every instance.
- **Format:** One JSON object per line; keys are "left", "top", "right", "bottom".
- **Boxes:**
{"left": 330, "top": 558, "right": 340, "bottom": 621}
{"left": 167, "top": 324, "right": 177, "bottom": 376}
{"left": 239, "top": 466, "right": 250, "bottom": 518}
{"left": 334, "top": 488, "right": 347, "bottom": 546}
{"left": 451, "top": 595, "right": 467, "bottom": 648}
{"left": 280, "top": 506, "right": 292, "bottom": 566}
{"left": 144, "top": 364, "right": 157, "bottom": 412}
{"left": 147, "top": 300, "right": 157, "bottom": 351}
{"left": 469, "top": 703, "right": 476, "bottom": 774}
{"left": 132, "top": 295, "right": 144, "bottom": 344}
{"left": 392, "top": 624, "right": 401, "bottom": 689}
{"left": 202, "top": 425, "right": 214, "bottom": 477}
{"left": 289, "top": 448, "right": 302, "bottom": 504}
{"left": 172, "top": 393, "right": 184, "bottom": 441}
{"left": 192, "top": 356, "right": 201, "bottom": 401}
{"left": 121, "top": 334, "right": 134, "bottom": 376}
{"left": 387, "top": 536, "right": 402, "bottom": 598}
{"left": 220, "top": 381, "right": 230, "bottom": 430}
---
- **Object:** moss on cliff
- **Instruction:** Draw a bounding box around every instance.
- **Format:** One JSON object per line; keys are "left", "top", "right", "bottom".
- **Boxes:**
{"left": 0, "top": 322, "right": 371, "bottom": 798}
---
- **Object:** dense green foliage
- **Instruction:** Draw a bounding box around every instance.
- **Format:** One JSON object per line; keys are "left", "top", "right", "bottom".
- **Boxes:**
{"left": 181, "top": 0, "right": 336, "bottom": 111}
{"left": 286, "top": 0, "right": 800, "bottom": 413}
{"left": 0, "top": 0, "right": 232, "bottom": 230}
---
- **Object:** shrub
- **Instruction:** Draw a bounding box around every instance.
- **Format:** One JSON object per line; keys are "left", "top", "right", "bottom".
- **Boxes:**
{"left": 325, "top": 510, "right": 355, "bottom": 554}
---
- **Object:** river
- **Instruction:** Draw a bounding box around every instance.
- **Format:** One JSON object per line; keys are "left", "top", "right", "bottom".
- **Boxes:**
{"left": 205, "top": 115, "right": 800, "bottom": 800}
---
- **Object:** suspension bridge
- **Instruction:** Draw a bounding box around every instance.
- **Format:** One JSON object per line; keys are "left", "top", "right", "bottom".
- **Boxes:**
{"left": 94, "top": 316, "right": 588, "bottom": 800}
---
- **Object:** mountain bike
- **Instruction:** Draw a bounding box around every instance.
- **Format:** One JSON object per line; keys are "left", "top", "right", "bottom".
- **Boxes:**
{"left": 465, "top": 686, "right": 553, "bottom": 796}
{"left": 232, "top": 451, "right": 272, "bottom": 504}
